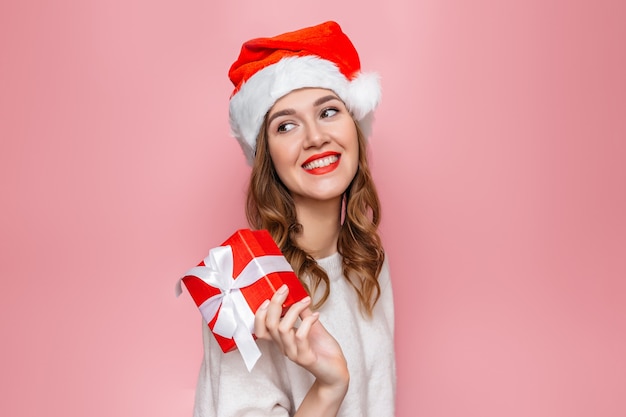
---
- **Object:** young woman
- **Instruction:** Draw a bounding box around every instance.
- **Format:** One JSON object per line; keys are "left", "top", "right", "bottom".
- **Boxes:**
{"left": 193, "top": 21, "right": 395, "bottom": 417}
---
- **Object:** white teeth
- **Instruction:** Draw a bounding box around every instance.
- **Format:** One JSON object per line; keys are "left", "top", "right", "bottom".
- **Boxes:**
{"left": 303, "top": 155, "right": 339, "bottom": 170}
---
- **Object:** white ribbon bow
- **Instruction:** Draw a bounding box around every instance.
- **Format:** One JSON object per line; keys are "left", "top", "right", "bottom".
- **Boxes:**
{"left": 176, "top": 244, "right": 294, "bottom": 371}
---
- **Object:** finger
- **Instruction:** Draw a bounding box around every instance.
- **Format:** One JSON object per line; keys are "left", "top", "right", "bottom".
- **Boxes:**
{"left": 254, "top": 299, "right": 271, "bottom": 340}
{"left": 265, "top": 284, "right": 289, "bottom": 330}
{"left": 265, "top": 285, "right": 290, "bottom": 351}
{"left": 279, "top": 296, "right": 311, "bottom": 330}
{"left": 299, "top": 306, "right": 315, "bottom": 320}
{"left": 295, "top": 311, "right": 320, "bottom": 340}
{"left": 293, "top": 312, "right": 320, "bottom": 363}
{"left": 276, "top": 296, "right": 312, "bottom": 359}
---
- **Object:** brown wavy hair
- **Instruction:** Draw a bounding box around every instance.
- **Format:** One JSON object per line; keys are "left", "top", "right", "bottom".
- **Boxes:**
{"left": 246, "top": 118, "right": 385, "bottom": 316}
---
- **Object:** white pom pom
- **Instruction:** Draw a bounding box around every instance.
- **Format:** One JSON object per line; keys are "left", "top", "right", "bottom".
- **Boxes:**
{"left": 345, "top": 72, "right": 382, "bottom": 121}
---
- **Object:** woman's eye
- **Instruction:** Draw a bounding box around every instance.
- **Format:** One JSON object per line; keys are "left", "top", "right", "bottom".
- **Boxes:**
{"left": 277, "top": 122, "right": 295, "bottom": 133}
{"left": 321, "top": 108, "right": 338, "bottom": 118}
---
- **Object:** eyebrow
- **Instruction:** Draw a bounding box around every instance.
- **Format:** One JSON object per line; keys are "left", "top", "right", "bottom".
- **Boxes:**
{"left": 314, "top": 94, "right": 340, "bottom": 107}
{"left": 266, "top": 94, "right": 341, "bottom": 126}
{"left": 267, "top": 108, "right": 295, "bottom": 126}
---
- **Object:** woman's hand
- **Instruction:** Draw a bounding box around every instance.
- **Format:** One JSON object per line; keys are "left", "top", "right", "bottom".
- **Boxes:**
{"left": 254, "top": 285, "right": 349, "bottom": 415}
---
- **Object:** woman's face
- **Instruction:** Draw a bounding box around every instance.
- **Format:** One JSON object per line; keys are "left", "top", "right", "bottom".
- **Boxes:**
{"left": 266, "top": 88, "right": 359, "bottom": 206}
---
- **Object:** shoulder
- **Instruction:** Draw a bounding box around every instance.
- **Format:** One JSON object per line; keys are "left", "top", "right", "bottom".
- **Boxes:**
{"left": 379, "top": 250, "right": 392, "bottom": 286}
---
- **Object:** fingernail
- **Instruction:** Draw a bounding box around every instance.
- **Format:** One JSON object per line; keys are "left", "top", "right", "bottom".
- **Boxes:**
{"left": 259, "top": 299, "right": 270, "bottom": 310}
{"left": 300, "top": 296, "right": 311, "bottom": 304}
{"left": 277, "top": 284, "right": 288, "bottom": 295}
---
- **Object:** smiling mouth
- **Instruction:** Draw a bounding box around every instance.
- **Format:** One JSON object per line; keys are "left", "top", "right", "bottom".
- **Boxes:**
{"left": 302, "top": 155, "right": 339, "bottom": 170}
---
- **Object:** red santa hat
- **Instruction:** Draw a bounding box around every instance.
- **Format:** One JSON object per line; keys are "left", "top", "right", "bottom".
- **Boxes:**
{"left": 228, "top": 21, "right": 381, "bottom": 165}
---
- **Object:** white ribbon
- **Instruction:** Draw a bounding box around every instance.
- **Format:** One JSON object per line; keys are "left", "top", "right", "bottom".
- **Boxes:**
{"left": 176, "top": 244, "right": 294, "bottom": 371}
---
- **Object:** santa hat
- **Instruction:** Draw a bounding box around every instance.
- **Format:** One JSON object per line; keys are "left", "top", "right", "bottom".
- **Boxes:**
{"left": 228, "top": 21, "right": 381, "bottom": 165}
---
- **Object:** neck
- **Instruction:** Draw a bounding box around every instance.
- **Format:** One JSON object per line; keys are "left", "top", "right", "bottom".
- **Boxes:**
{"left": 293, "top": 196, "right": 342, "bottom": 259}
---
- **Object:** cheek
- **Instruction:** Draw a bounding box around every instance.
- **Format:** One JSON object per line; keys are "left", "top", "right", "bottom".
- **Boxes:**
{"left": 267, "top": 140, "right": 283, "bottom": 165}
{"left": 267, "top": 146, "right": 293, "bottom": 185}
{"left": 346, "top": 142, "right": 361, "bottom": 180}
{"left": 344, "top": 131, "right": 360, "bottom": 167}
{"left": 347, "top": 156, "right": 359, "bottom": 181}
{"left": 268, "top": 139, "right": 299, "bottom": 166}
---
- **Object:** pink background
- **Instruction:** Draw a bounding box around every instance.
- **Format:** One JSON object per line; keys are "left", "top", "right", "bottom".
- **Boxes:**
{"left": 1, "top": 1, "right": 625, "bottom": 416}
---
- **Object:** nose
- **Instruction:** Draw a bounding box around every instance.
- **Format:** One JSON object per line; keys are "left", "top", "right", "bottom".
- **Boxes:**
{"left": 303, "top": 121, "right": 329, "bottom": 148}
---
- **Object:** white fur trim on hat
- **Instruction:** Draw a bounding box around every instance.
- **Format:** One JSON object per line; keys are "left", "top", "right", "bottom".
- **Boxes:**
{"left": 229, "top": 55, "right": 381, "bottom": 165}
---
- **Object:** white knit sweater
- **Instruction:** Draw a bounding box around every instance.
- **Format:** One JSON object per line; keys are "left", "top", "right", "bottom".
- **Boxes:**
{"left": 192, "top": 252, "right": 396, "bottom": 417}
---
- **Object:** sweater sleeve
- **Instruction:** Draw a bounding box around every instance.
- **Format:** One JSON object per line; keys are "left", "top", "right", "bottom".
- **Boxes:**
{"left": 192, "top": 320, "right": 295, "bottom": 417}
{"left": 374, "top": 255, "right": 397, "bottom": 408}
{"left": 378, "top": 255, "right": 395, "bottom": 340}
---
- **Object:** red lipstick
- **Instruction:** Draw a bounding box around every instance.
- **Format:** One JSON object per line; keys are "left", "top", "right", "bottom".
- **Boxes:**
{"left": 302, "top": 152, "right": 341, "bottom": 175}
{"left": 302, "top": 151, "right": 340, "bottom": 166}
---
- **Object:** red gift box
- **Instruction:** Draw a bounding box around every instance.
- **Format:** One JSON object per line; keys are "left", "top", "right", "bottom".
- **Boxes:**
{"left": 178, "top": 229, "right": 308, "bottom": 370}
